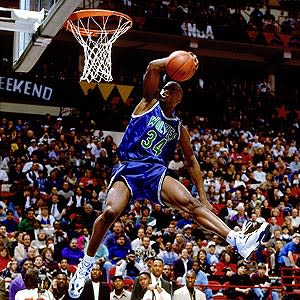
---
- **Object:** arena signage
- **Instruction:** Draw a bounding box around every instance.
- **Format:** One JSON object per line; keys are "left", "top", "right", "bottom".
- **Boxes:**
{"left": 0, "top": 76, "right": 53, "bottom": 100}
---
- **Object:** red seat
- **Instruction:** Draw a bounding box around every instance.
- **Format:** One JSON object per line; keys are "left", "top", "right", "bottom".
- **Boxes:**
{"left": 208, "top": 280, "right": 222, "bottom": 292}
{"left": 212, "top": 295, "right": 228, "bottom": 300}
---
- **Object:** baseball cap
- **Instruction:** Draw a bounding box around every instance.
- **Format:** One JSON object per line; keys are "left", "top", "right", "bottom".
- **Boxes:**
{"left": 183, "top": 224, "right": 192, "bottom": 230}
{"left": 112, "top": 275, "right": 123, "bottom": 281}
{"left": 207, "top": 241, "right": 216, "bottom": 248}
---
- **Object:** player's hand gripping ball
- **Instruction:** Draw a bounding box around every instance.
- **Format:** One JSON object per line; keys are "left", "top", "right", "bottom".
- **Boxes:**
{"left": 166, "top": 50, "right": 198, "bottom": 82}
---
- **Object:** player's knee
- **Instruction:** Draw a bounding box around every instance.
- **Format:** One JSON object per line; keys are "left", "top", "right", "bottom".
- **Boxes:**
{"left": 102, "top": 206, "right": 119, "bottom": 222}
{"left": 186, "top": 196, "right": 204, "bottom": 212}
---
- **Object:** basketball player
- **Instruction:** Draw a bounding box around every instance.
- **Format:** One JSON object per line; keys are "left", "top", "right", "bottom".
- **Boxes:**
{"left": 68, "top": 53, "right": 270, "bottom": 298}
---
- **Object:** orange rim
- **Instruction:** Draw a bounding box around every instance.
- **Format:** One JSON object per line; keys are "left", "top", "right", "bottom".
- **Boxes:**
{"left": 64, "top": 9, "right": 133, "bottom": 36}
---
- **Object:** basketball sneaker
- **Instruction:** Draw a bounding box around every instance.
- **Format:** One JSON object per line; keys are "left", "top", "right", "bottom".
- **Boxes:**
{"left": 68, "top": 258, "right": 95, "bottom": 298}
{"left": 235, "top": 221, "right": 270, "bottom": 260}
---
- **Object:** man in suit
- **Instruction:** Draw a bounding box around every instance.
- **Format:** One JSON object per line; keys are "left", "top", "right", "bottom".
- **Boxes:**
{"left": 173, "top": 270, "right": 206, "bottom": 300}
{"left": 150, "top": 258, "right": 172, "bottom": 295}
{"left": 173, "top": 248, "right": 193, "bottom": 280}
{"left": 130, "top": 258, "right": 172, "bottom": 299}
{"left": 79, "top": 263, "right": 110, "bottom": 300}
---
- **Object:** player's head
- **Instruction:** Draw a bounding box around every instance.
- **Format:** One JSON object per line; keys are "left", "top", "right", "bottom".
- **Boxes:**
{"left": 160, "top": 81, "right": 183, "bottom": 105}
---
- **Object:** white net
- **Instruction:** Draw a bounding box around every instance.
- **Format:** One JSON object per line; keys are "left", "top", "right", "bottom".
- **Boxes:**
{"left": 66, "top": 10, "right": 132, "bottom": 83}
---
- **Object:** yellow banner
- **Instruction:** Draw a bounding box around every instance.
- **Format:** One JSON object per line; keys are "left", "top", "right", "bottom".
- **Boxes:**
{"left": 116, "top": 84, "right": 134, "bottom": 102}
{"left": 98, "top": 83, "right": 115, "bottom": 101}
{"left": 79, "top": 82, "right": 97, "bottom": 96}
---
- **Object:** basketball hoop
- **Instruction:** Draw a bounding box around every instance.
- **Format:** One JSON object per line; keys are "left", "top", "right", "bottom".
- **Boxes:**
{"left": 65, "top": 9, "right": 132, "bottom": 83}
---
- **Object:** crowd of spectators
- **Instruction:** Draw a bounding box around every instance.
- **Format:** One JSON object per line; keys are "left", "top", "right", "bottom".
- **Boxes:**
{"left": 1, "top": 95, "right": 300, "bottom": 298}
{"left": 93, "top": 0, "right": 300, "bottom": 40}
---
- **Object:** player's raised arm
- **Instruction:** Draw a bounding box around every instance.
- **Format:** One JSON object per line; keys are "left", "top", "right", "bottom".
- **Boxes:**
{"left": 142, "top": 57, "right": 168, "bottom": 102}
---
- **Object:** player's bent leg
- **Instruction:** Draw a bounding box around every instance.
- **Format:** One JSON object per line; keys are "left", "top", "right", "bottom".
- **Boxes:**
{"left": 68, "top": 181, "right": 130, "bottom": 299}
{"left": 161, "top": 176, "right": 270, "bottom": 260}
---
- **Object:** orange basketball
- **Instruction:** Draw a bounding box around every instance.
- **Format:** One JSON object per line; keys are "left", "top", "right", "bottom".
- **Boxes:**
{"left": 166, "top": 50, "right": 197, "bottom": 82}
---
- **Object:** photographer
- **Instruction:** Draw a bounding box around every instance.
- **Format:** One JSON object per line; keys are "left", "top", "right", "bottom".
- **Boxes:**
{"left": 15, "top": 268, "right": 54, "bottom": 300}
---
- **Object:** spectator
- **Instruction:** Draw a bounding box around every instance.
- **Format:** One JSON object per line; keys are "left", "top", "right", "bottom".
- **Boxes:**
{"left": 150, "top": 258, "right": 172, "bottom": 295}
{"left": 157, "top": 241, "right": 180, "bottom": 265}
{"left": 15, "top": 268, "right": 54, "bottom": 300}
{"left": 1, "top": 209, "right": 18, "bottom": 234}
{"left": 182, "top": 260, "right": 213, "bottom": 299}
{"left": 109, "top": 235, "right": 132, "bottom": 265}
{"left": 79, "top": 263, "right": 110, "bottom": 300}
{"left": 17, "top": 208, "right": 36, "bottom": 239}
{"left": 14, "top": 233, "right": 33, "bottom": 262}
{"left": 135, "top": 236, "right": 156, "bottom": 263}
{"left": 9, "top": 259, "right": 33, "bottom": 300}
{"left": 61, "top": 238, "right": 84, "bottom": 266}
{"left": 30, "top": 229, "right": 48, "bottom": 254}
{"left": 110, "top": 275, "right": 132, "bottom": 300}
{"left": 173, "top": 248, "right": 193, "bottom": 280}
{"left": 49, "top": 272, "right": 69, "bottom": 300}
{"left": 250, "top": 263, "right": 279, "bottom": 300}
{"left": 134, "top": 271, "right": 171, "bottom": 300}
{"left": 115, "top": 250, "right": 142, "bottom": 279}
{"left": 227, "top": 260, "right": 255, "bottom": 299}
{"left": 103, "top": 221, "right": 131, "bottom": 251}
{"left": 206, "top": 241, "right": 219, "bottom": 265}
{"left": 173, "top": 270, "right": 206, "bottom": 300}
{"left": 0, "top": 245, "right": 11, "bottom": 272}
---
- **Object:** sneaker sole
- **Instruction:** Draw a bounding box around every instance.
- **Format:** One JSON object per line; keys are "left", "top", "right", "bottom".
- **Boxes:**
{"left": 241, "top": 222, "right": 271, "bottom": 260}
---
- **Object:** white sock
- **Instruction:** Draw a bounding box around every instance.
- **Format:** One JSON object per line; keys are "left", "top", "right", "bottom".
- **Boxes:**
{"left": 226, "top": 230, "right": 238, "bottom": 247}
{"left": 82, "top": 254, "right": 95, "bottom": 264}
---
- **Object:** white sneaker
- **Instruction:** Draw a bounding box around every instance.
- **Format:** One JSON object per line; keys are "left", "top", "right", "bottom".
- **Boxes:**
{"left": 236, "top": 221, "right": 270, "bottom": 260}
{"left": 68, "top": 259, "right": 94, "bottom": 298}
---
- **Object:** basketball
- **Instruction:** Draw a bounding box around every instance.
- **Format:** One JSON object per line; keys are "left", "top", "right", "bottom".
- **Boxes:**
{"left": 166, "top": 50, "right": 197, "bottom": 82}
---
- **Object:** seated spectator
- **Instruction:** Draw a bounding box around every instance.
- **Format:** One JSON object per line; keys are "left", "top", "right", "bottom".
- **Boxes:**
{"left": 30, "top": 229, "right": 47, "bottom": 254}
{"left": 17, "top": 208, "right": 36, "bottom": 240}
{"left": 173, "top": 269, "right": 205, "bottom": 300}
{"left": 277, "top": 232, "right": 300, "bottom": 268}
{"left": 135, "top": 236, "right": 156, "bottom": 263}
{"left": 182, "top": 260, "right": 213, "bottom": 299}
{"left": 250, "top": 263, "right": 279, "bottom": 300}
{"left": 206, "top": 241, "right": 219, "bottom": 265}
{"left": 1, "top": 209, "right": 18, "bottom": 234}
{"left": 173, "top": 248, "right": 193, "bottom": 280}
{"left": 157, "top": 241, "right": 179, "bottom": 265}
{"left": 172, "top": 233, "right": 186, "bottom": 255}
{"left": 227, "top": 260, "right": 255, "bottom": 300}
{"left": 61, "top": 238, "right": 83, "bottom": 266}
{"left": 109, "top": 234, "right": 132, "bottom": 265}
{"left": 103, "top": 221, "right": 131, "bottom": 251}
{"left": 197, "top": 249, "right": 211, "bottom": 276}
{"left": 214, "top": 250, "right": 237, "bottom": 277}
{"left": 14, "top": 233, "right": 33, "bottom": 262}
{"left": 36, "top": 205, "right": 55, "bottom": 234}
{"left": 110, "top": 274, "right": 132, "bottom": 300}
{"left": 41, "top": 247, "right": 58, "bottom": 273}
{"left": 8, "top": 259, "right": 33, "bottom": 300}
{"left": 0, "top": 245, "right": 11, "bottom": 272}
{"left": 115, "top": 250, "right": 142, "bottom": 280}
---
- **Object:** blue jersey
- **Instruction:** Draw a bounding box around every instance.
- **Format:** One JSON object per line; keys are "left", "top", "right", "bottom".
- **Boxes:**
{"left": 109, "top": 101, "right": 181, "bottom": 204}
{"left": 118, "top": 101, "right": 181, "bottom": 166}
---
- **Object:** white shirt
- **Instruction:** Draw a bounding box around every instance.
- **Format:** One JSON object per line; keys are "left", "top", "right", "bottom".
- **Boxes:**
{"left": 92, "top": 281, "right": 100, "bottom": 300}
{"left": 141, "top": 288, "right": 171, "bottom": 300}
{"left": 15, "top": 288, "right": 54, "bottom": 300}
{"left": 110, "top": 289, "right": 132, "bottom": 300}
{"left": 173, "top": 286, "right": 206, "bottom": 300}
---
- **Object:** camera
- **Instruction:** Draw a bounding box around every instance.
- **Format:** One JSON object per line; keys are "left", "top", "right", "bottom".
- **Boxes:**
{"left": 38, "top": 266, "right": 51, "bottom": 293}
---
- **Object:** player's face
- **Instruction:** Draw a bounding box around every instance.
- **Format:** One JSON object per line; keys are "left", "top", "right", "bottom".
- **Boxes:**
{"left": 160, "top": 83, "right": 182, "bottom": 105}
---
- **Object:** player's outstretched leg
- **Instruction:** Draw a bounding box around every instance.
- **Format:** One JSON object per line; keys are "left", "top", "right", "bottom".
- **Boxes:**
{"left": 162, "top": 176, "right": 271, "bottom": 261}
{"left": 68, "top": 181, "right": 130, "bottom": 298}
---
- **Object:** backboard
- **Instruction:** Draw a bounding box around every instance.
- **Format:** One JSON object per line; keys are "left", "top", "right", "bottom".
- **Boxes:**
{"left": 0, "top": 0, "right": 81, "bottom": 72}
